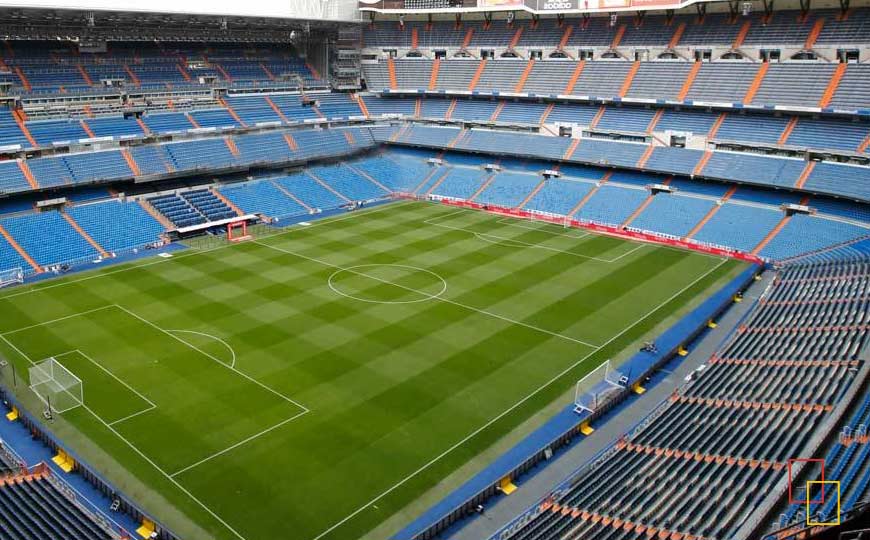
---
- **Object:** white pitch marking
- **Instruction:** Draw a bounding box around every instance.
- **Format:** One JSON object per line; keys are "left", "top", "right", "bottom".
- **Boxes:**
{"left": 0, "top": 334, "right": 252, "bottom": 540}
{"left": 328, "top": 264, "right": 448, "bottom": 305}
{"left": 167, "top": 330, "right": 237, "bottom": 368}
{"left": 254, "top": 241, "right": 601, "bottom": 349}
{"left": 107, "top": 405, "right": 158, "bottom": 427}
{"left": 113, "top": 304, "right": 308, "bottom": 413}
{"left": 169, "top": 408, "right": 308, "bottom": 478}
{"left": 307, "top": 257, "right": 728, "bottom": 540}
{"left": 494, "top": 216, "right": 591, "bottom": 239}
{"left": 424, "top": 214, "right": 642, "bottom": 264}
{"left": 0, "top": 306, "right": 317, "bottom": 540}
{"left": 1, "top": 305, "right": 116, "bottom": 335}
{"left": 606, "top": 244, "right": 646, "bottom": 263}
{"left": 49, "top": 350, "right": 158, "bottom": 427}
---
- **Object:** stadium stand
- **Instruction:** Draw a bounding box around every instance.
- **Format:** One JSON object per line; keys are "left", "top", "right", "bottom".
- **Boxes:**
{"left": 65, "top": 199, "right": 166, "bottom": 253}
{"left": 498, "top": 253, "right": 870, "bottom": 540}
{"left": 149, "top": 189, "right": 237, "bottom": 227}
{"left": 3, "top": 7, "right": 870, "bottom": 540}
{"left": 219, "top": 179, "right": 310, "bottom": 220}
{"left": 0, "top": 470, "right": 116, "bottom": 540}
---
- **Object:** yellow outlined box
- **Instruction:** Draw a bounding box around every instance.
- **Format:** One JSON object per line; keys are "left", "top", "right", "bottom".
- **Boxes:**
{"left": 806, "top": 480, "right": 840, "bottom": 526}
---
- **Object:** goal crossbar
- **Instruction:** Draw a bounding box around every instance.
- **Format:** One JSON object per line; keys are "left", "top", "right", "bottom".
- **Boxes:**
{"left": 227, "top": 220, "right": 252, "bottom": 243}
{"left": 573, "top": 359, "right": 628, "bottom": 415}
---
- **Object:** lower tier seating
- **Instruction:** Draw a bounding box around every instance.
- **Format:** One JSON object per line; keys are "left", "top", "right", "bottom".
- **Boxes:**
{"left": 149, "top": 189, "right": 237, "bottom": 227}
{"left": 503, "top": 256, "right": 870, "bottom": 540}
{"left": 1, "top": 150, "right": 868, "bottom": 276}
{"left": 0, "top": 473, "right": 115, "bottom": 540}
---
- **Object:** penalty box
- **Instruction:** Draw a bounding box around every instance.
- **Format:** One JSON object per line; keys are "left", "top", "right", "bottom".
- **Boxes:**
{"left": 1, "top": 304, "right": 307, "bottom": 475}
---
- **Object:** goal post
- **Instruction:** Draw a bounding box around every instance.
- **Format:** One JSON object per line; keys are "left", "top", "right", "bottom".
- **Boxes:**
{"left": 573, "top": 359, "right": 628, "bottom": 415}
{"left": 29, "top": 358, "right": 83, "bottom": 414}
{"left": 227, "top": 220, "right": 252, "bottom": 243}
{"left": 0, "top": 267, "right": 24, "bottom": 288}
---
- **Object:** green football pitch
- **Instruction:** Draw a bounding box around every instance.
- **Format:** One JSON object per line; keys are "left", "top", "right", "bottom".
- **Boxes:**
{"left": 0, "top": 201, "right": 746, "bottom": 540}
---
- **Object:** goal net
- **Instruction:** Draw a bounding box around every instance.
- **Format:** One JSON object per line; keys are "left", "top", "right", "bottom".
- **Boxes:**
{"left": 526, "top": 211, "right": 574, "bottom": 230}
{"left": 573, "top": 359, "right": 628, "bottom": 415}
{"left": 29, "top": 358, "right": 83, "bottom": 414}
{"left": 227, "top": 221, "right": 252, "bottom": 243}
{"left": 0, "top": 267, "right": 24, "bottom": 288}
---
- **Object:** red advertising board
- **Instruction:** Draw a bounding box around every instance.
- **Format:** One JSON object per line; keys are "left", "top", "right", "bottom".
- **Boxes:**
{"left": 395, "top": 194, "right": 764, "bottom": 265}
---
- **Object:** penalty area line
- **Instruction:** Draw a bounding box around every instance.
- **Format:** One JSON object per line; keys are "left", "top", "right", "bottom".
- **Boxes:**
{"left": 112, "top": 304, "right": 309, "bottom": 413}
{"left": 0, "top": 334, "right": 251, "bottom": 540}
{"left": 424, "top": 211, "right": 642, "bottom": 264}
{"left": 169, "top": 408, "right": 309, "bottom": 478}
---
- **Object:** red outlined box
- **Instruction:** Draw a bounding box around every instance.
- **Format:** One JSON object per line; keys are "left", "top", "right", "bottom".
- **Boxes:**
{"left": 788, "top": 458, "right": 826, "bottom": 505}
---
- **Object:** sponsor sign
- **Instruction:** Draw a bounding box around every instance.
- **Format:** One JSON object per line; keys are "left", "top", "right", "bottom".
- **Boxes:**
{"left": 529, "top": 0, "right": 579, "bottom": 9}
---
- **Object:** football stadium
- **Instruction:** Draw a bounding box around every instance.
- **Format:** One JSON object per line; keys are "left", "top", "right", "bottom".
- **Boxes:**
{"left": 0, "top": 0, "right": 866, "bottom": 539}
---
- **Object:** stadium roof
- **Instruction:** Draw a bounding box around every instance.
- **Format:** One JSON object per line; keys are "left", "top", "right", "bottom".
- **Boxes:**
{"left": 0, "top": 0, "right": 360, "bottom": 21}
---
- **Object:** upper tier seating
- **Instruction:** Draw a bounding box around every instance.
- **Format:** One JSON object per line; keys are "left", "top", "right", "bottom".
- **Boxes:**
{"left": 2, "top": 40, "right": 320, "bottom": 96}
{"left": 624, "top": 62, "right": 694, "bottom": 101}
{"left": 830, "top": 64, "right": 870, "bottom": 110}
{"left": 363, "top": 9, "right": 870, "bottom": 50}
{"left": 364, "top": 59, "right": 870, "bottom": 110}
{"left": 715, "top": 114, "right": 792, "bottom": 145}
{"left": 751, "top": 63, "right": 837, "bottom": 108}
{"left": 595, "top": 107, "right": 657, "bottom": 133}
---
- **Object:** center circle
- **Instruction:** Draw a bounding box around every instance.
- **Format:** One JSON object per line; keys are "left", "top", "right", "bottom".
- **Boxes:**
{"left": 327, "top": 264, "right": 447, "bottom": 304}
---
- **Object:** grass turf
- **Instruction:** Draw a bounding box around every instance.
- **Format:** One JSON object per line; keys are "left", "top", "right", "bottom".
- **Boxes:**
{"left": 0, "top": 201, "right": 747, "bottom": 540}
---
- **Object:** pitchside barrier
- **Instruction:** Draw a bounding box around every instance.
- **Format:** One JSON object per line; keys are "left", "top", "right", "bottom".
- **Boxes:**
{"left": 423, "top": 198, "right": 765, "bottom": 264}
{"left": 0, "top": 372, "right": 179, "bottom": 540}
{"left": 0, "top": 237, "right": 172, "bottom": 286}
{"left": 394, "top": 264, "right": 761, "bottom": 540}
